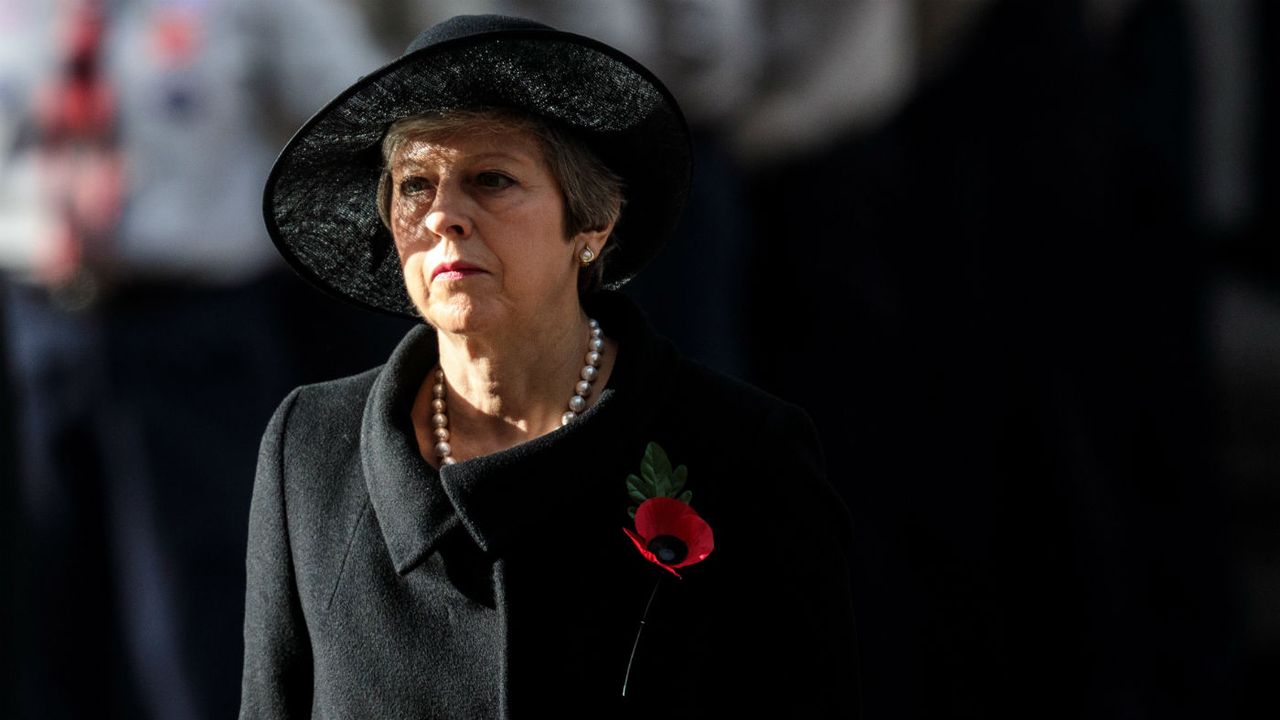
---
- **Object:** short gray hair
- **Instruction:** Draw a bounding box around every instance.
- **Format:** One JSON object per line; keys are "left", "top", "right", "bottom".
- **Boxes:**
{"left": 376, "top": 108, "right": 625, "bottom": 295}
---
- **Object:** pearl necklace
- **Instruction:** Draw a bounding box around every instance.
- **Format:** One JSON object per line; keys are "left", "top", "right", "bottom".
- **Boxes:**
{"left": 430, "top": 318, "right": 605, "bottom": 466}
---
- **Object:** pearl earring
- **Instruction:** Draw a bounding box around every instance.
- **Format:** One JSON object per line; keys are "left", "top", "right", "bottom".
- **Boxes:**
{"left": 579, "top": 247, "right": 595, "bottom": 266}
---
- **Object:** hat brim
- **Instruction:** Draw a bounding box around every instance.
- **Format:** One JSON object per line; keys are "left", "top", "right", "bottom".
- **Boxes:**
{"left": 264, "top": 25, "right": 692, "bottom": 318}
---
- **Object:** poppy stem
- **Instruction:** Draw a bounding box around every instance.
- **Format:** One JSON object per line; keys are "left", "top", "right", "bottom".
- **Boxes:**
{"left": 621, "top": 577, "right": 662, "bottom": 698}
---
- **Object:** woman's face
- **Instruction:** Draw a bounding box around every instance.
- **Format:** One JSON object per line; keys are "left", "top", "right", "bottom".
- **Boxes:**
{"left": 387, "top": 127, "right": 599, "bottom": 335}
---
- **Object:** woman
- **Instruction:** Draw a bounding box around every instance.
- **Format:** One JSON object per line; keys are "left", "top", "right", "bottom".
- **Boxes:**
{"left": 241, "top": 15, "right": 859, "bottom": 719}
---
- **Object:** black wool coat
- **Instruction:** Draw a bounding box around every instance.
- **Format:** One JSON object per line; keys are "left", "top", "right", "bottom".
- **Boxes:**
{"left": 240, "top": 291, "right": 861, "bottom": 719}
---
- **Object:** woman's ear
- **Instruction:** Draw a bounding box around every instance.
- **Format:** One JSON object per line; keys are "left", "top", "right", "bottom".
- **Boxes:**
{"left": 574, "top": 222, "right": 613, "bottom": 261}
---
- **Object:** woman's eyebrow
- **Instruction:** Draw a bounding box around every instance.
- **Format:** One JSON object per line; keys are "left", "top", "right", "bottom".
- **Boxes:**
{"left": 396, "top": 147, "right": 535, "bottom": 167}
{"left": 458, "top": 150, "right": 536, "bottom": 166}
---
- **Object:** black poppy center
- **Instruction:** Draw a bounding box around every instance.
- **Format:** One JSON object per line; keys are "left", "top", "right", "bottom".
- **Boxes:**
{"left": 647, "top": 535, "right": 688, "bottom": 565}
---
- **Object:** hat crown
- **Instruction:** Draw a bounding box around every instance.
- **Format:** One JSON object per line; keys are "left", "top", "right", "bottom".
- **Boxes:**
{"left": 405, "top": 14, "right": 554, "bottom": 55}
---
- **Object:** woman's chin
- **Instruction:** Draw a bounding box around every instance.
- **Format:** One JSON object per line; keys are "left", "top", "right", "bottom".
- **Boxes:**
{"left": 422, "top": 299, "right": 490, "bottom": 336}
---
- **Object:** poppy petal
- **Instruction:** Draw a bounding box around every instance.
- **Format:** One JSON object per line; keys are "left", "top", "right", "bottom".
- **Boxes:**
{"left": 670, "top": 513, "right": 714, "bottom": 568}
{"left": 633, "top": 496, "right": 676, "bottom": 538}
{"left": 635, "top": 497, "right": 692, "bottom": 537}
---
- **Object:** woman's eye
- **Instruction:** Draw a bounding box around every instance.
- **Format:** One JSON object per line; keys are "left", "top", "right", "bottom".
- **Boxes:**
{"left": 475, "top": 172, "right": 514, "bottom": 189}
{"left": 399, "top": 176, "right": 430, "bottom": 195}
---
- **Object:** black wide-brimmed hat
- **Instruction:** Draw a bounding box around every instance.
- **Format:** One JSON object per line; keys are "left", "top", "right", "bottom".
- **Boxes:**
{"left": 264, "top": 14, "right": 693, "bottom": 317}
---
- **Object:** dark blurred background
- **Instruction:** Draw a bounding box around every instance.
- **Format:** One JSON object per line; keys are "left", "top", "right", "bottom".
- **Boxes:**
{"left": 0, "top": 1, "right": 1273, "bottom": 718}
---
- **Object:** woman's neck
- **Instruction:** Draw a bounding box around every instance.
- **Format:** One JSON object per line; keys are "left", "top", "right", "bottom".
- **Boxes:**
{"left": 414, "top": 304, "right": 616, "bottom": 464}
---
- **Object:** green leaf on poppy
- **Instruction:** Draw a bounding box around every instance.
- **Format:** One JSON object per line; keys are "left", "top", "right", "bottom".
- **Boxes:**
{"left": 627, "top": 478, "right": 649, "bottom": 504}
{"left": 677, "top": 489, "right": 693, "bottom": 504}
{"left": 652, "top": 442, "right": 674, "bottom": 476}
{"left": 627, "top": 505, "right": 637, "bottom": 519}
{"left": 640, "top": 442, "right": 673, "bottom": 488}
{"left": 626, "top": 441, "right": 693, "bottom": 508}
{"left": 673, "top": 464, "right": 688, "bottom": 494}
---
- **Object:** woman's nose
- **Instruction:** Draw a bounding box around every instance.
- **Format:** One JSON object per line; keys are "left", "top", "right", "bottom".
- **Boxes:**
{"left": 423, "top": 182, "right": 473, "bottom": 240}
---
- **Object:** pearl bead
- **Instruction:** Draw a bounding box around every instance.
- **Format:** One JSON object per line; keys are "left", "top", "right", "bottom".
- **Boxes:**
{"left": 432, "top": 384, "right": 445, "bottom": 399}
{"left": 434, "top": 441, "right": 452, "bottom": 457}
{"left": 431, "top": 398, "right": 445, "bottom": 413}
{"left": 590, "top": 337, "right": 604, "bottom": 352}
{"left": 589, "top": 318, "right": 599, "bottom": 329}
{"left": 576, "top": 380, "right": 591, "bottom": 396}
{"left": 591, "top": 327, "right": 603, "bottom": 339}
{"left": 433, "top": 427, "right": 449, "bottom": 441}
{"left": 561, "top": 411, "right": 577, "bottom": 425}
{"left": 431, "top": 413, "right": 448, "bottom": 428}
{"left": 580, "top": 365, "right": 598, "bottom": 382}
{"left": 569, "top": 395, "right": 586, "bottom": 413}
{"left": 586, "top": 351, "right": 601, "bottom": 366}
{"left": 442, "top": 456, "right": 456, "bottom": 466}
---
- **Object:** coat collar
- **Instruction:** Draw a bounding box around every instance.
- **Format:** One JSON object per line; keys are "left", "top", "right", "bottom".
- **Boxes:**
{"left": 360, "top": 291, "right": 675, "bottom": 575}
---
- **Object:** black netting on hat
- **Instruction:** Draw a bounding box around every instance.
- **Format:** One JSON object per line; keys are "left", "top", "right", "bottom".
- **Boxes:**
{"left": 266, "top": 34, "right": 692, "bottom": 317}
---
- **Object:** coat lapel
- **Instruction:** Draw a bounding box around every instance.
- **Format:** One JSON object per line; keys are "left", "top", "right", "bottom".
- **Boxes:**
{"left": 361, "top": 323, "right": 461, "bottom": 575}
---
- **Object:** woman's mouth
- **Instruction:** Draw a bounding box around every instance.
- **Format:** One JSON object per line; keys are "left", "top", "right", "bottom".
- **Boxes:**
{"left": 431, "top": 261, "right": 485, "bottom": 282}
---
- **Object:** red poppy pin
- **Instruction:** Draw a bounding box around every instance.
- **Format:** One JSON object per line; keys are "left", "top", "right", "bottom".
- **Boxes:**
{"left": 622, "top": 442, "right": 714, "bottom": 578}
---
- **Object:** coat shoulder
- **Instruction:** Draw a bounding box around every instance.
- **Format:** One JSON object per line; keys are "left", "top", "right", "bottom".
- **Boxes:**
{"left": 287, "top": 365, "right": 383, "bottom": 434}
{"left": 266, "top": 366, "right": 382, "bottom": 530}
{"left": 274, "top": 366, "right": 382, "bottom": 470}
{"left": 674, "top": 356, "right": 819, "bottom": 439}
